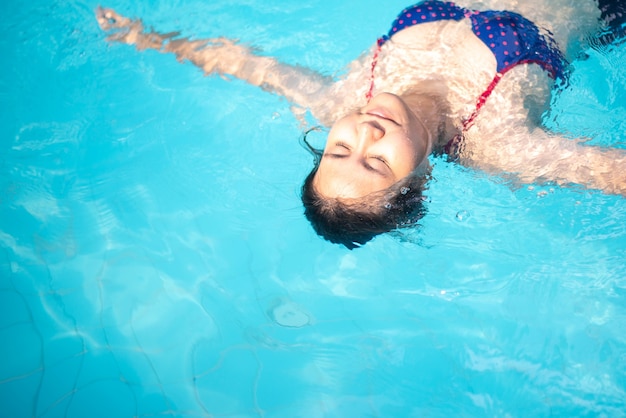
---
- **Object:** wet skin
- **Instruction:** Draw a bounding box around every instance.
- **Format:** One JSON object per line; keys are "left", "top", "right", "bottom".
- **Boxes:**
{"left": 313, "top": 93, "right": 432, "bottom": 199}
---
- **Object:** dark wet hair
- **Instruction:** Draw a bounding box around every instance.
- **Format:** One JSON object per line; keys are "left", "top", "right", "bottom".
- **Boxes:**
{"left": 299, "top": 128, "right": 428, "bottom": 249}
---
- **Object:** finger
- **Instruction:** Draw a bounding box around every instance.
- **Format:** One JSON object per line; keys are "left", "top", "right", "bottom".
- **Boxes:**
{"left": 95, "top": 6, "right": 132, "bottom": 30}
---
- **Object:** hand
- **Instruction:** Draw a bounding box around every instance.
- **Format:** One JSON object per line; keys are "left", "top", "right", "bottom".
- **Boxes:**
{"left": 96, "top": 7, "right": 134, "bottom": 30}
{"left": 96, "top": 6, "right": 144, "bottom": 44}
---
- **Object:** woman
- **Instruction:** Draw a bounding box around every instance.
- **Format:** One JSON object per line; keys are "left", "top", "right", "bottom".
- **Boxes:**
{"left": 96, "top": 0, "right": 626, "bottom": 248}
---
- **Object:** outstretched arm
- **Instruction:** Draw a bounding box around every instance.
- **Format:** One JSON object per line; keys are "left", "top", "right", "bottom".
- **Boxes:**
{"left": 96, "top": 7, "right": 333, "bottom": 121}
{"left": 465, "top": 126, "right": 626, "bottom": 196}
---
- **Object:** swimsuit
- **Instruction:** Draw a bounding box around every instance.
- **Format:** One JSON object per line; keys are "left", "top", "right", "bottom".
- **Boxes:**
{"left": 381, "top": 1, "right": 565, "bottom": 78}
{"left": 366, "top": 1, "right": 567, "bottom": 152}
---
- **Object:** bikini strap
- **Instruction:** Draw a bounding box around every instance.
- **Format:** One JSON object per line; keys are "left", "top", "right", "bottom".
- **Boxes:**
{"left": 443, "top": 72, "right": 503, "bottom": 158}
{"left": 462, "top": 72, "right": 503, "bottom": 130}
{"left": 366, "top": 38, "right": 386, "bottom": 102}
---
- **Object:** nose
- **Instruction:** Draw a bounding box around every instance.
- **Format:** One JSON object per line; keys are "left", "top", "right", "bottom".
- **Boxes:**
{"left": 355, "top": 121, "right": 385, "bottom": 153}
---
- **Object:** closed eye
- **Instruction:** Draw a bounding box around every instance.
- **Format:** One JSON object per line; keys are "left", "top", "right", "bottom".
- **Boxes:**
{"left": 325, "top": 141, "right": 351, "bottom": 156}
{"left": 322, "top": 142, "right": 391, "bottom": 178}
{"left": 370, "top": 155, "right": 389, "bottom": 166}
{"left": 367, "top": 155, "right": 391, "bottom": 173}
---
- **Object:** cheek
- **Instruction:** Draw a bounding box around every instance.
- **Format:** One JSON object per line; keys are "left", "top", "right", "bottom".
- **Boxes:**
{"left": 327, "top": 115, "right": 356, "bottom": 139}
{"left": 388, "top": 139, "right": 422, "bottom": 174}
{"left": 324, "top": 131, "right": 348, "bottom": 153}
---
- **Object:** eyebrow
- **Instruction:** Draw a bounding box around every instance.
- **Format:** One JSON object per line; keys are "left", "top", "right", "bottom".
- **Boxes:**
{"left": 322, "top": 152, "right": 390, "bottom": 178}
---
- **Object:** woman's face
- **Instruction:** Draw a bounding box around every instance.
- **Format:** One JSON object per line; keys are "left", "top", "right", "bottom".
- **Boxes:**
{"left": 313, "top": 93, "right": 430, "bottom": 199}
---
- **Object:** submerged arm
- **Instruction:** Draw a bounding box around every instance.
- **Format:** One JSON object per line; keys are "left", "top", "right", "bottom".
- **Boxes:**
{"left": 464, "top": 126, "right": 626, "bottom": 196}
{"left": 96, "top": 7, "right": 332, "bottom": 116}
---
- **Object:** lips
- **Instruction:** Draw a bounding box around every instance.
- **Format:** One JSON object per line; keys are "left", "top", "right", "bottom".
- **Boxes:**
{"left": 364, "top": 109, "right": 399, "bottom": 125}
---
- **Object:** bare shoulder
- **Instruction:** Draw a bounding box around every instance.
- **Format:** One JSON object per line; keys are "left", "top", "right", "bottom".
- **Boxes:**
{"left": 459, "top": 63, "right": 554, "bottom": 160}
{"left": 457, "top": 64, "right": 626, "bottom": 196}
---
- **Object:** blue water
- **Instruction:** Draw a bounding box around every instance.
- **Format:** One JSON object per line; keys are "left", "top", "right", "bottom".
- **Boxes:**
{"left": 1, "top": 0, "right": 626, "bottom": 417}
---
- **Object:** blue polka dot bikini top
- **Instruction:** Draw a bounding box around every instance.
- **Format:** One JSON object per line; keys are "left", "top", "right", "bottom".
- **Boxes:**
{"left": 366, "top": 1, "right": 567, "bottom": 153}
{"left": 381, "top": 0, "right": 565, "bottom": 78}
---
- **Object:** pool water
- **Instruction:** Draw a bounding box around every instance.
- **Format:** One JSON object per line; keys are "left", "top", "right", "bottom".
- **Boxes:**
{"left": 1, "top": 0, "right": 626, "bottom": 416}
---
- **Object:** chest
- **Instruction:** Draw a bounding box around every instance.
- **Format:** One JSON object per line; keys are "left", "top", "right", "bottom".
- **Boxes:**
{"left": 373, "top": 20, "right": 498, "bottom": 117}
